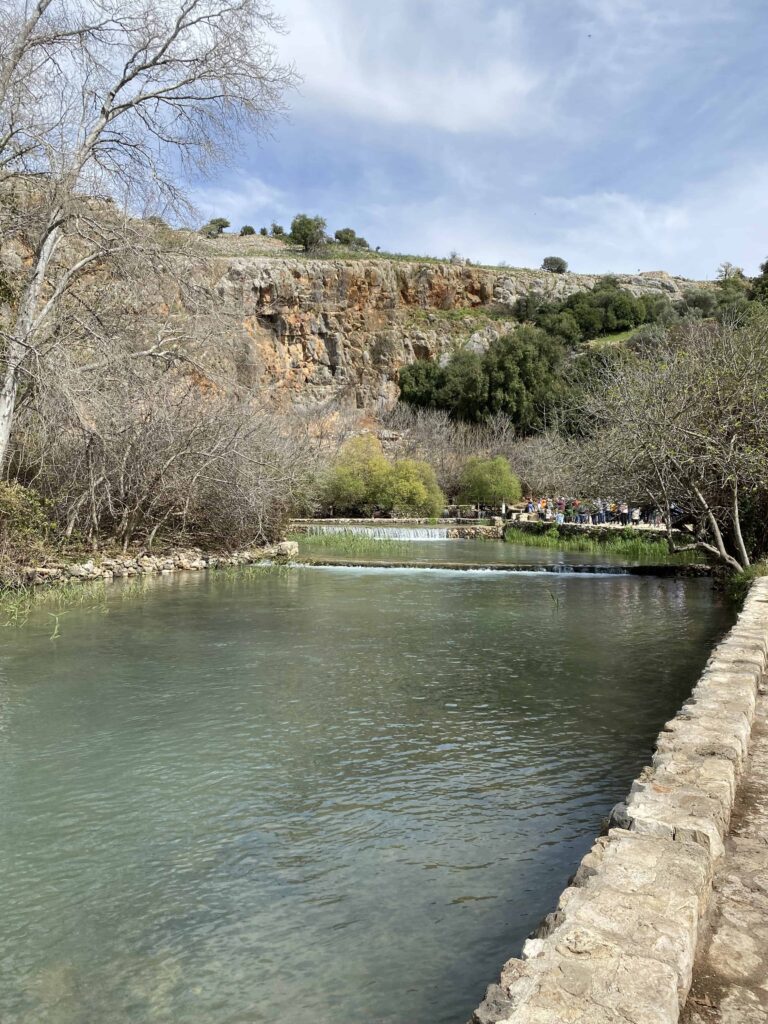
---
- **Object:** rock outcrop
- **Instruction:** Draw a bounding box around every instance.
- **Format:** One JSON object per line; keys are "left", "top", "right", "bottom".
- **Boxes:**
{"left": 189, "top": 257, "right": 698, "bottom": 413}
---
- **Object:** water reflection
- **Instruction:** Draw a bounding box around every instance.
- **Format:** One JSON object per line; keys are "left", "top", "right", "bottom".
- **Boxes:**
{"left": 0, "top": 567, "right": 732, "bottom": 1024}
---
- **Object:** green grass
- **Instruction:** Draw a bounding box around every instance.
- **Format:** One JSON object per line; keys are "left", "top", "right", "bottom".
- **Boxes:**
{"left": 586, "top": 328, "right": 640, "bottom": 349}
{"left": 289, "top": 532, "right": 414, "bottom": 558}
{"left": 503, "top": 526, "right": 700, "bottom": 562}
{"left": 723, "top": 561, "right": 768, "bottom": 606}
{"left": 0, "top": 578, "right": 114, "bottom": 629}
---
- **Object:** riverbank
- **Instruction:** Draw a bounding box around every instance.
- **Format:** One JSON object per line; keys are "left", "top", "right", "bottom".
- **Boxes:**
{"left": 0, "top": 542, "right": 300, "bottom": 621}
{"left": 470, "top": 576, "right": 768, "bottom": 1024}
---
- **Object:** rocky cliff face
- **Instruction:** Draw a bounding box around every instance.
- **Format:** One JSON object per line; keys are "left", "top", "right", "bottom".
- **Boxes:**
{"left": 187, "top": 256, "right": 697, "bottom": 413}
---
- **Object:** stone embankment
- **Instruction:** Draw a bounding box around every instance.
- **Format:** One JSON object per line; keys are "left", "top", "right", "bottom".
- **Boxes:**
{"left": 682, "top": 688, "right": 768, "bottom": 1024}
{"left": 471, "top": 577, "right": 768, "bottom": 1024}
{"left": 20, "top": 542, "right": 300, "bottom": 586}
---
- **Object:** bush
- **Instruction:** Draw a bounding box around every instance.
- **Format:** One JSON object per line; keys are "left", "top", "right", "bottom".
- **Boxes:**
{"left": 322, "top": 436, "right": 391, "bottom": 515}
{"left": 271, "top": 223, "right": 286, "bottom": 237}
{"left": 335, "top": 227, "right": 357, "bottom": 246}
{"left": 321, "top": 436, "right": 445, "bottom": 516}
{"left": 458, "top": 457, "right": 521, "bottom": 506}
{"left": 259, "top": 227, "right": 268, "bottom": 236}
{"left": 199, "top": 217, "right": 230, "bottom": 237}
{"left": 383, "top": 459, "right": 444, "bottom": 517}
{"left": 515, "top": 277, "right": 652, "bottom": 345}
{"left": 0, "top": 481, "right": 54, "bottom": 583}
{"left": 400, "top": 327, "right": 564, "bottom": 432}
{"left": 541, "top": 256, "right": 568, "bottom": 274}
{"left": 240, "top": 225, "right": 256, "bottom": 236}
{"left": 290, "top": 213, "right": 327, "bottom": 252}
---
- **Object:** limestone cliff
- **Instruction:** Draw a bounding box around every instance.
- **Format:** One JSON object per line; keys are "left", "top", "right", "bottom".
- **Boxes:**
{"left": 195, "top": 256, "right": 695, "bottom": 413}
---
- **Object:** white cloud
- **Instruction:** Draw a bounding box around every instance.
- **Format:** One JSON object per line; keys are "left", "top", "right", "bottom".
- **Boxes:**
{"left": 276, "top": 0, "right": 543, "bottom": 134}
{"left": 189, "top": 175, "right": 288, "bottom": 228}
{"left": 335, "top": 163, "right": 768, "bottom": 279}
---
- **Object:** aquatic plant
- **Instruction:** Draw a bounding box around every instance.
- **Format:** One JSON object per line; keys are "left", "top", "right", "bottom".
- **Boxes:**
{"left": 503, "top": 526, "right": 700, "bottom": 562}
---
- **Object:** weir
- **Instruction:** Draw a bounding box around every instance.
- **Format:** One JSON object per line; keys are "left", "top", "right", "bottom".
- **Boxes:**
{"left": 305, "top": 523, "right": 450, "bottom": 541}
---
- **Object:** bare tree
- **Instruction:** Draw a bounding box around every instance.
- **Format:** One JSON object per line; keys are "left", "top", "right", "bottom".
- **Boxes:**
{"left": 0, "top": 0, "right": 296, "bottom": 471}
{"left": 570, "top": 315, "right": 768, "bottom": 571}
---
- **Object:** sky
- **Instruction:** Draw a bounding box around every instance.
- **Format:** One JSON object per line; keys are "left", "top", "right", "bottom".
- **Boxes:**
{"left": 191, "top": 0, "right": 768, "bottom": 278}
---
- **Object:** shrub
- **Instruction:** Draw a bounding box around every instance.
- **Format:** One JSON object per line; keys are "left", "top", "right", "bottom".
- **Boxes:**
{"left": 199, "top": 217, "right": 230, "bottom": 237}
{"left": 458, "top": 457, "right": 521, "bottom": 506}
{"left": 0, "top": 481, "right": 54, "bottom": 584}
{"left": 271, "top": 223, "right": 286, "bottom": 237}
{"left": 541, "top": 256, "right": 568, "bottom": 274}
{"left": 321, "top": 436, "right": 391, "bottom": 515}
{"left": 383, "top": 459, "right": 445, "bottom": 517}
{"left": 399, "top": 327, "right": 564, "bottom": 431}
{"left": 321, "top": 436, "right": 445, "bottom": 516}
{"left": 240, "top": 225, "right": 256, "bottom": 236}
{"left": 259, "top": 227, "right": 268, "bottom": 236}
{"left": 335, "top": 227, "right": 357, "bottom": 246}
{"left": 290, "top": 213, "right": 327, "bottom": 252}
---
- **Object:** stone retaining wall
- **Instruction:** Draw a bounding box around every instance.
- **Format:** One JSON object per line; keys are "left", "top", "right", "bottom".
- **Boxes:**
{"left": 19, "top": 542, "right": 300, "bottom": 586}
{"left": 471, "top": 577, "right": 768, "bottom": 1024}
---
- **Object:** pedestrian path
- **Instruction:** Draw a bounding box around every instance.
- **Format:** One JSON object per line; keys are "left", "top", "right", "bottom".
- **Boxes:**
{"left": 682, "top": 683, "right": 768, "bottom": 1024}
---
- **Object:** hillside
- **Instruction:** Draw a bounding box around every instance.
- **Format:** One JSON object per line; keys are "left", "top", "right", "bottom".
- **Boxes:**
{"left": 176, "top": 244, "right": 699, "bottom": 414}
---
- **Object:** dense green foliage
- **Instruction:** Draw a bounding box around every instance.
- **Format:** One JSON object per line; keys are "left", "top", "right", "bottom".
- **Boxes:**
{"left": 458, "top": 457, "right": 521, "bottom": 506}
{"left": 240, "top": 225, "right": 255, "bottom": 236}
{"left": 321, "top": 436, "right": 445, "bottom": 517}
{"left": 399, "top": 327, "right": 564, "bottom": 430}
{"left": 514, "top": 276, "right": 664, "bottom": 347}
{"left": 289, "top": 214, "right": 327, "bottom": 252}
{"left": 200, "top": 217, "right": 230, "bottom": 237}
{"left": 270, "top": 222, "right": 286, "bottom": 237}
{"left": 541, "top": 256, "right": 568, "bottom": 273}
{"left": 334, "top": 227, "right": 369, "bottom": 248}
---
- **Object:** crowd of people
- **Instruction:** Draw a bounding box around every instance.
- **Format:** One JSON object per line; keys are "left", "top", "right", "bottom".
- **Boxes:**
{"left": 524, "top": 497, "right": 664, "bottom": 528}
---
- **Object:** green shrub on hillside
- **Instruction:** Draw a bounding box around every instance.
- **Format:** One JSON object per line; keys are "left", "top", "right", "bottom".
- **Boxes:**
{"left": 514, "top": 276, "right": 656, "bottom": 346}
{"left": 399, "top": 326, "right": 564, "bottom": 431}
{"left": 199, "top": 217, "right": 230, "bottom": 238}
{"left": 240, "top": 225, "right": 256, "bottom": 236}
{"left": 290, "top": 214, "right": 327, "bottom": 252}
{"left": 541, "top": 256, "right": 568, "bottom": 273}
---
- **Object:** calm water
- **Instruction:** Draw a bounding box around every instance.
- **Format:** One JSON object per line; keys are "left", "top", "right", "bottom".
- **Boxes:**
{"left": 0, "top": 564, "right": 732, "bottom": 1024}
{"left": 298, "top": 535, "right": 654, "bottom": 567}
{"left": 296, "top": 525, "right": 690, "bottom": 567}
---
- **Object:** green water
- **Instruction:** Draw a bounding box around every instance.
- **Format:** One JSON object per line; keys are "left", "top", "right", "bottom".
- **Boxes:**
{"left": 0, "top": 565, "right": 732, "bottom": 1024}
{"left": 295, "top": 532, "right": 690, "bottom": 567}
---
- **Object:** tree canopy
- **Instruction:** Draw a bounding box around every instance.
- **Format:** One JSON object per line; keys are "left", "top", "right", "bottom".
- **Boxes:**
{"left": 458, "top": 457, "right": 521, "bottom": 506}
{"left": 321, "top": 436, "right": 445, "bottom": 517}
{"left": 290, "top": 214, "right": 327, "bottom": 252}
{"left": 541, "top": 256, "right": 568, "bottom": 273}
{"left": 399, "top": 327, "right": 564, "bottom": 432}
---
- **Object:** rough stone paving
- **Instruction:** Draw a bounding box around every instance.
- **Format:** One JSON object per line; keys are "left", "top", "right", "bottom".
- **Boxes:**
{"left": 682, "top": 685, "right": 768, "bottom": 1024}
{"left": 470, "top": 577, "right": 768, "bottom": 1024}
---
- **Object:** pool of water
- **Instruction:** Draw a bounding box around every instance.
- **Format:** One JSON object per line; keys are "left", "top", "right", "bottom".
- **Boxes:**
{"left": 297, "top": 534, "right": 675, "bottom": 567}
{"left": 0, "top": 566, "right": 733, "bottom": 1024}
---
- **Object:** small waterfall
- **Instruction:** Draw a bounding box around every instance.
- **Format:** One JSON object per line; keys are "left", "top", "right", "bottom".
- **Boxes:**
{"left": 307, "top": 524, "right": 449, "bottom": 541}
